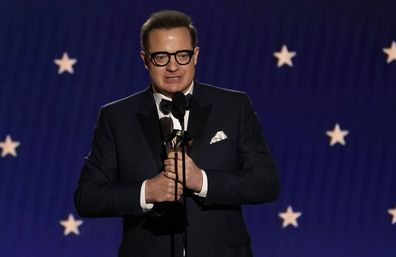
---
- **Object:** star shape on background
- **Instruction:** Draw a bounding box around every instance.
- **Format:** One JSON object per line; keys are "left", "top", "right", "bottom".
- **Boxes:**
{"left": 388, "top": 207, "right": 396, "bottom": 224}
{"left": 278, "top": 205, "right": 302, "bottom": 228}
{"left": 0, "top": 134, "right": 20, "bottom": 157}
{"left": 59, "top": 214, "right": 83, "bottom": 236}
{"left": 54, "top": 52, "right": 77, "bottom": 74}
{"left": 383, "top": 41, "right": 396, "bottom": 64}
{"left": 273, "top": 44, "right": 296, "bottom": 67}
{"left": 326, "top": 123, "right": 349, "bottom": 146}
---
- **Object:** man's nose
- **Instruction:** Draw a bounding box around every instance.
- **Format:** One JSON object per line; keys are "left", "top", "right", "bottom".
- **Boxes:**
{"left": 166, "top": 55, "right": 179, "bottom": 71}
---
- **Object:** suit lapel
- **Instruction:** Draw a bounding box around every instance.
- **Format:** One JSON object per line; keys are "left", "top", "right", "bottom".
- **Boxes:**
{"left": 188, "top": 82, "right": 211, "bottom": 160}
{"left": 136, "top": 88, "right": 163, "bottom": 171}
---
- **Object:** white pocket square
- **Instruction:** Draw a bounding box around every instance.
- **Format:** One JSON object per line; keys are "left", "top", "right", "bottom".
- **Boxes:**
{"left": 210, "top": 131, "right": 228, "bottom": 144}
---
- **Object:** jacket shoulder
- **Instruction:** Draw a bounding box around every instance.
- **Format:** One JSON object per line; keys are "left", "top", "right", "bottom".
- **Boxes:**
{"left": 100, "top": 89, "right": 151, "bottom": 113}
{"left": 196, "top": 82, "right": 247, "bottom": 98}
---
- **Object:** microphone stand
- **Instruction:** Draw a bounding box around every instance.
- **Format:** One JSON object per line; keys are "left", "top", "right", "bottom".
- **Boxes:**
{"left": 171, "top": 91, "right": 189, "bottom": 257}
{"left": 180, "top": 119, "right": 188, "bottom": 257}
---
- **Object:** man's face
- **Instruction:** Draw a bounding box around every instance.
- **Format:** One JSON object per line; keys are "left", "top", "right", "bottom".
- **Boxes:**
{"left": 140, "top": 27, "right": 199, "bottom": 97}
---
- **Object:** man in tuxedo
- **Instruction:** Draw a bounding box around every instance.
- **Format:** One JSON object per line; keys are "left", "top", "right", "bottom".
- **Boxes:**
{"left": 74, "top": 10, "right": 280, "bottom": 257}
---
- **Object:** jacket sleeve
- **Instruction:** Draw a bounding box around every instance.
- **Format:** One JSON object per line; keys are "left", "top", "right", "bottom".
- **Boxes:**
{"left": 74, "top": 107, "right": 144, "bottom": 217}
{"left": 203, "top": 94, "right": 280, "bottom": 206}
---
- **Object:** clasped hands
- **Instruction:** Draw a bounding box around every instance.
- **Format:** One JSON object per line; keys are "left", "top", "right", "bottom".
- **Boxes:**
{"left": 145, "top": 151, "right": 203, "bottom": 203}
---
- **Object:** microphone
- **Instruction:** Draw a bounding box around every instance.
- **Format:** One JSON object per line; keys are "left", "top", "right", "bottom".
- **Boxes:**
{"left": 171, "top": 91, "right": 188, "bottom": 124}
{"left": 159, "top": 117, "right": 174, "bottom": 142}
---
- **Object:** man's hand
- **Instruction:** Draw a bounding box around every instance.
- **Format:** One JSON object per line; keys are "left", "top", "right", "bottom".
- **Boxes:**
{"left": 145, "top": 172, "right": 183, "bottom": 203}
{"left": 163, "top": 151, "right": 203, "bottom": 193}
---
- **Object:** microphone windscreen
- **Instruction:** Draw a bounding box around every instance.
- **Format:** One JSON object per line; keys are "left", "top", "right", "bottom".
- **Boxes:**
{"left": 159, "top": 117, "right": 174, "bottom": 142}
{"left": 172, "top": 91, "right": 187, "bottom": 120}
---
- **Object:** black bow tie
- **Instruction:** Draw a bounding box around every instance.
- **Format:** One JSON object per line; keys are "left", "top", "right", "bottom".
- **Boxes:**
{"left": 159, "top": 94, "right": 192, "bottom": 115}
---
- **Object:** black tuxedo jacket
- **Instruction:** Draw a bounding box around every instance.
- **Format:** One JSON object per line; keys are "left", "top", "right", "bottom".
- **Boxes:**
{"left": 74, "top": 82, "right": 280, "bottom": 257}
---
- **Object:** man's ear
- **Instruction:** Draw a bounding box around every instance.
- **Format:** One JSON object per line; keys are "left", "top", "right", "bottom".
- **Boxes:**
{"left": 193, "top": 47, "right": 200, "bottom": 66}
{"left": 140, "top": 51, "right": 149, "bottom": 69}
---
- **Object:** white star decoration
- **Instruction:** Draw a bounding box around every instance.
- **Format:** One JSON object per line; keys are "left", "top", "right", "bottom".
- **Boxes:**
{"left": 0, "top": 134, "right": 20, "bottom": 157}
{"left": 278, "top": 205, "right": 302, "bottom": 228}
{"left": 273, "top": 44, "right": 296, "bottom": 67}
{"left": 326, "top": 123, "right": 349, "bottom": 146}
{"left": 388, "top": 207, "right": 396, "bottom": 224}
{"left": 54, "top": 52, "right": 77, "bottom": 74}
{"left": 383, "top": 41, "right": 396, "bottom": 64}
{"left": 59, "top": 214, "right": 83, "bottom": 236}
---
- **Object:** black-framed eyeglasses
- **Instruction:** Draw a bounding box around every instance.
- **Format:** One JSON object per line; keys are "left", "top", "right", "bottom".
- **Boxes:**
{"left": 146, "top": 50, "right": 194, "bottom": 67}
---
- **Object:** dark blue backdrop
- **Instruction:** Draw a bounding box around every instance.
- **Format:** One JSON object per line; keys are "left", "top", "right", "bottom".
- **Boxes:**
{"left": 0, "top": 0, "right": 395, "bottom": 256}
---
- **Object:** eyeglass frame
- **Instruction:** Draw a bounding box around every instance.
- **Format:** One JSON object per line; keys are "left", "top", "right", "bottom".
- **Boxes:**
{"left": 145, "top": 49, "right": 195, "bottom": 67}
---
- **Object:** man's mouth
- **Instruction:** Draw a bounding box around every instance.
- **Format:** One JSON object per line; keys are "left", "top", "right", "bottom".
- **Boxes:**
{"left": 165, "top": 76, "right": 182, "bottom": 81}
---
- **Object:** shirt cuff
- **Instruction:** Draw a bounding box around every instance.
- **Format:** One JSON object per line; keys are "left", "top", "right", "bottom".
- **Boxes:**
{"left": 194, "top": 169, "right": 208, "bottom": 197}
{"left": 140, "top": 180, "right": 154, "bottom": 211}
